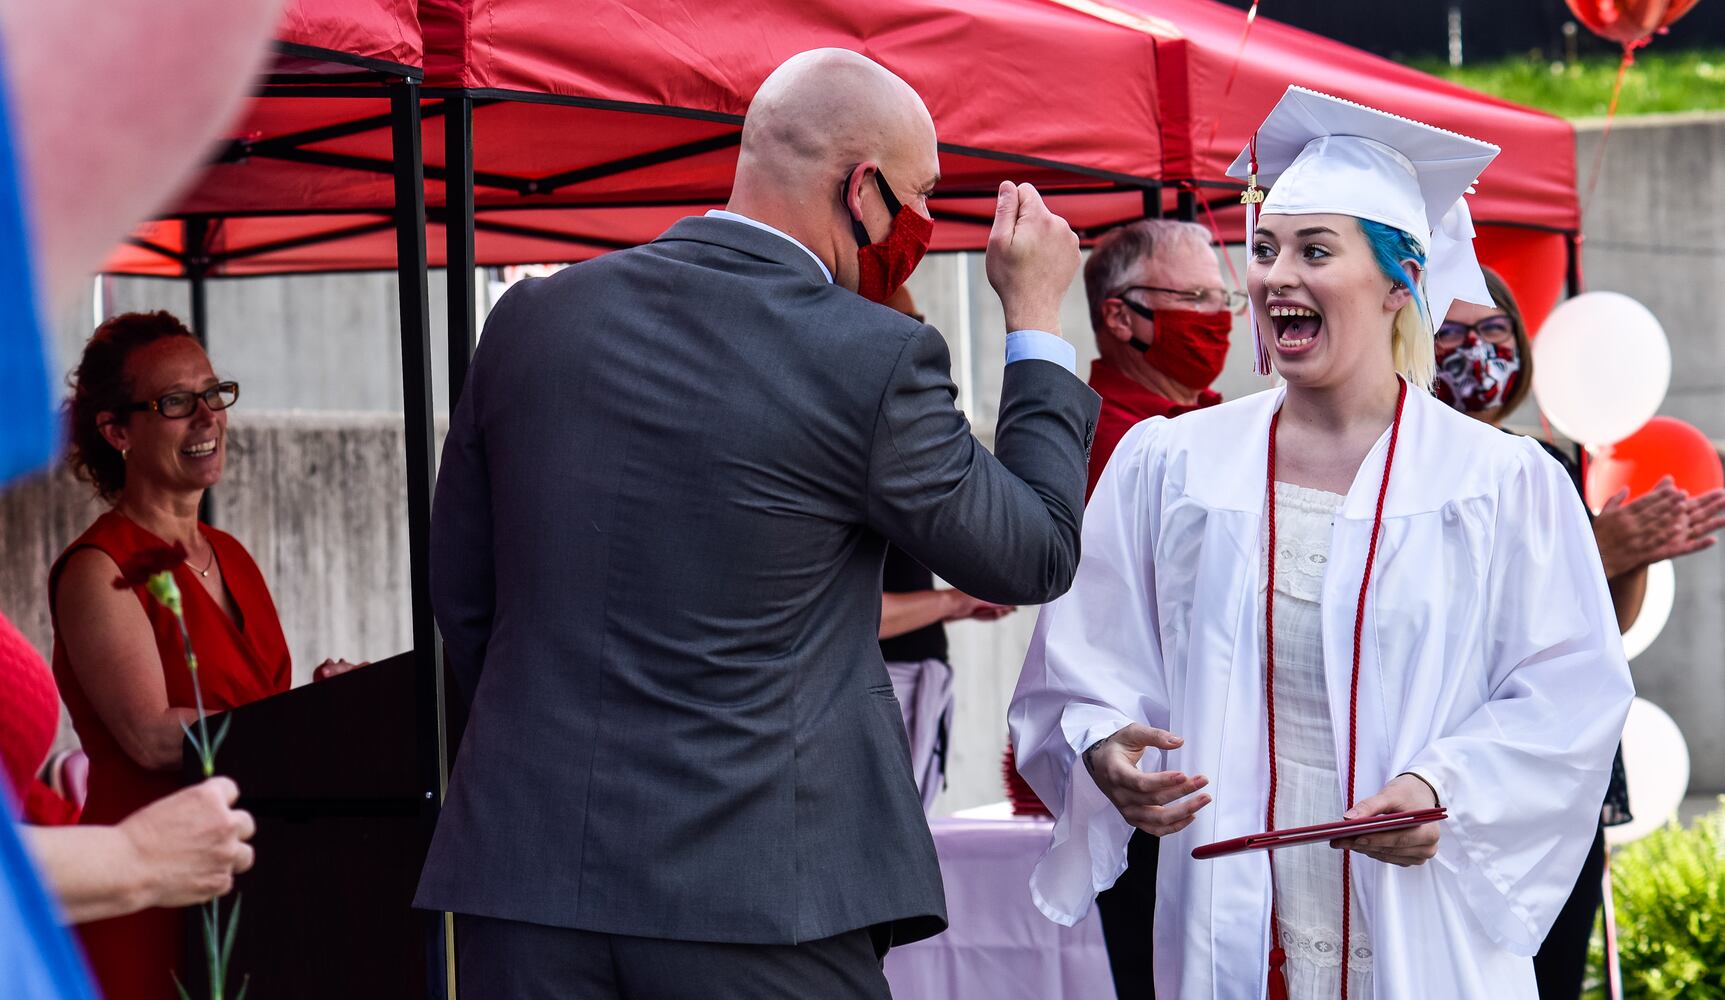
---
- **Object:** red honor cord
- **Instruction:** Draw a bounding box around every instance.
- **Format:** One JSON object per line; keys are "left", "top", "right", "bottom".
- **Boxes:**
{"left": 1264, "top": 377, "right": 1407, "bottom": 1000}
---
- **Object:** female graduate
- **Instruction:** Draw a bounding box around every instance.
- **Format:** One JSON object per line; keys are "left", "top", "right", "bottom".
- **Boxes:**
{"left": 1008, "top": 87, "right": 1633, "bottom": 1000}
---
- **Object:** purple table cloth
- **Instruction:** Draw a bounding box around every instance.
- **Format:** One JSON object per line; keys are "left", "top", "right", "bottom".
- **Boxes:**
{"left": 884, "top": 815, "right": 1118, "bottom": 1000}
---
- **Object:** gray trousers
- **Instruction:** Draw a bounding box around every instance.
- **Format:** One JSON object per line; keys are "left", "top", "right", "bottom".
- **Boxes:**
{"left": 455, "top": 913, "right": 894, "bottom": 1000}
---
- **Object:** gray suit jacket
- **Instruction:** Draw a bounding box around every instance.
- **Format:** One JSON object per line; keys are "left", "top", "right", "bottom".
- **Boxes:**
{"left": 414, "top": 216, "right": 1100, "bottom": 946}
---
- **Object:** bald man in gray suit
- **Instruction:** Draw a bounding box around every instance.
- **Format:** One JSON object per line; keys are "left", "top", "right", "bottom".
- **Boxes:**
{"left": 416, "top": 48, "right": 1100, "bottom": 999}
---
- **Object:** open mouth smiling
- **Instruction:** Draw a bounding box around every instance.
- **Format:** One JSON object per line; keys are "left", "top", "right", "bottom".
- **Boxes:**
{"left": 1268, "top": 304, "right": 1322, "bottom": 351}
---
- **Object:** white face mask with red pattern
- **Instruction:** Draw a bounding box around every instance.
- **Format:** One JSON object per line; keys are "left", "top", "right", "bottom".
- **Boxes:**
{"left": 1434, "top": 335, "right": 1520, "bottom": 413}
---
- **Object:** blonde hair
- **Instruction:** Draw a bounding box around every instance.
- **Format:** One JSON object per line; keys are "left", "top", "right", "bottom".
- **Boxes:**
{"left": 1391, "top": 295, "right": 1434, "bottom": 389}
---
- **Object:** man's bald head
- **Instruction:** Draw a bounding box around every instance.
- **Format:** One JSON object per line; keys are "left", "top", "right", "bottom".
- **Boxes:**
{"left": 738, "top": 49, "right": 934, "bottom": 189}
{"left": 728, "top": 49, "right": 940, "bottom": 291}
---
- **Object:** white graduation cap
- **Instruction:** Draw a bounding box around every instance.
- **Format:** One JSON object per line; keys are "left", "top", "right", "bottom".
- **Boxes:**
{"left": 1425, "top": 197, "right": 1493, "bottom": 334}
{"left": 1225, "top": 86, "right": 1501, "bottom": 374}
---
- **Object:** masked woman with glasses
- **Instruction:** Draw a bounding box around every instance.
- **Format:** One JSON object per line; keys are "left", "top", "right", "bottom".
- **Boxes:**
{"left": 1435, "top": 270, "right": 1725, "bottom": 999}
{"left": 48, "top": 311, "right": 359, "bottom": 1000}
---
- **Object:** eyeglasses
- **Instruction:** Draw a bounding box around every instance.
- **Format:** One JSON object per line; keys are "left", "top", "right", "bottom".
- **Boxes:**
{"left": 122, "top": 381, "right": 240, "bottom": 419}
{"left": 1115, "top": 285, "right": 1248, "bottom": 315}
{"left": 1435, "top": 317, "right": 1516, "bottom": 348}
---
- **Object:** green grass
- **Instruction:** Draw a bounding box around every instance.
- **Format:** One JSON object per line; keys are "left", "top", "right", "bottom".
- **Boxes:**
{"left": 1410, "top": 49, "right": 1725, "bottom": 119}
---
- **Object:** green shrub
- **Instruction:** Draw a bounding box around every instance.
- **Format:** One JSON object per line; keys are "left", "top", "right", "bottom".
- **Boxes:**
{"left": 1591, "top": 802, "right": 1725, "bottom": 998}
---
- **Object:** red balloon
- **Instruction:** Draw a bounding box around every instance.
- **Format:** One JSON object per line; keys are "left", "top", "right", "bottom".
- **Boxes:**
{"left": 1565, "top": 0, "right": 1703, "bottom": 46}
{"left": 1585, "top": 416, "right": 1724, "bottom": 509}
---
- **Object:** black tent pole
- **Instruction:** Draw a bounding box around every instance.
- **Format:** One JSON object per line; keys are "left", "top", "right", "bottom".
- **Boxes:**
{"left": 439, "top": 95, "right": 477, "bottom": 818}
{"left": 185, "top": 216, "right": 216, "bottom": 527}
{"left": 1176, "top": 188, "right": 1196, "bottom": 222}
{"left": 389, "top": 77, "right": 448, "bottom": 1000}
{"left": 186, "top": 216, "right": 210, "bottom": 348}
{"left": 1142, "top": 183, "right": 1162, "bottom": 219}
{"left": 445, "top": 96, "right": 477, "bottom": 407}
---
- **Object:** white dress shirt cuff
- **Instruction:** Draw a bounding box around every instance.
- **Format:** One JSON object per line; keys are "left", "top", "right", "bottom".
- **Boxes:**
{"left": 1005, "top": 329, "right": 1076, "bottom": 374}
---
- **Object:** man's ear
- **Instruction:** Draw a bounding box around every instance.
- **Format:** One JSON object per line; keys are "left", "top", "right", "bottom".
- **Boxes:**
{"left": 843, "top": 162, "right": 876, "bottom": 222}
{"left": 1100, "top": 299, "right": 1136, "bottom": 344}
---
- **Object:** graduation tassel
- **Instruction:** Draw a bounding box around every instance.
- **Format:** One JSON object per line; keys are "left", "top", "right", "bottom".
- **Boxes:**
{"left": 1242, "top": 136, "right": 1272, "bottom": 376}
{"left": 1267, "top": 946, "right": 1290, "bottom": 1000}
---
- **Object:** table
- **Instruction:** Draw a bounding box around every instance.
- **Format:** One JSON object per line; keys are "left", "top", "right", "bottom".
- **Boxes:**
{"left": 884, "top": 807, "right": 1118, "bottom": 1000}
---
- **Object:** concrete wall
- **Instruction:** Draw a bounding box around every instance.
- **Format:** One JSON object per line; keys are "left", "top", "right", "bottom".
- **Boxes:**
{"left": 1574, "top": 112, "right": 1725, "bottom": 792}
{"left": 51, "top": 270, "right": 460, "bottom": 416}
{"left": 13, "top": 112, "right": 1725, "bottom": 810}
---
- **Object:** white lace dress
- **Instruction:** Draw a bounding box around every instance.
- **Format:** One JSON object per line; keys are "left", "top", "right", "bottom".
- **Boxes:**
{"left": 1260, "top": 482, "right": 1373, "bottom": 1000}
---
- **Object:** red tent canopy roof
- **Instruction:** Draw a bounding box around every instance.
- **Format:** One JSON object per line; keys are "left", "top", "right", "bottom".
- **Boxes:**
{"left": 1096, "top": 0, "right": 1580, "bottom": 234}
{"left": 421, "top": 0, "right": 1166, "bottom": 182}
{"left": 276, "top": 0, "right": 423, "bottom": 74}
{"left": 106, "top": 0, "right": 1578, "bottom": 279}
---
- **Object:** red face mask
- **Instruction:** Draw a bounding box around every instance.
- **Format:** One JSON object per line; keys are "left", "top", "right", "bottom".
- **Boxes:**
{"left": 848, "top": 168, "right": 934, "bottom": 304}
{"left": 1119, "top": 298, "right": 1233, "bottom": 389}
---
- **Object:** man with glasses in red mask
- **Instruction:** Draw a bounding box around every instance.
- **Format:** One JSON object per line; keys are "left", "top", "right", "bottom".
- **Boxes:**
{"left": 1080, "top": 218, "right": 1238, "bottom": 999}
{"left": 1082, "top": 220, "right": 1241, "bottom": 499}
{"left": 418, "top": 48, "right": 1100, "bottom": 999}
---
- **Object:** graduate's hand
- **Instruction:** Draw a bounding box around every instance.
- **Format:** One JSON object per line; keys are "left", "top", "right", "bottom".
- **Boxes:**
{"left": 1086, "top": 723, "right": 1211, "bottom": 837}
{"left": 1331, "top": 773, "right": 1440, "bottom": 867}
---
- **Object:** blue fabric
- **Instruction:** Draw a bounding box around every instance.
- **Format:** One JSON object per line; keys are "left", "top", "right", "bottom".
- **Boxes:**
{"left": 0, "top": 48, "right": 54, "bottom": 490}
{"left": 0, "top": 811, "right": 96, "bottom": 1000}
{"left": 1004, "top": 329, "right": 1076, "bottom": 373}
{"left": 0, "top": 43, "right": 94, "bottom": 1000}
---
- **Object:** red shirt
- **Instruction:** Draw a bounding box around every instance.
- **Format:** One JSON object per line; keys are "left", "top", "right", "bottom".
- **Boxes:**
{"left": 0, "top": 611, "right": 58, "bottom": 814}
{"left": 50, "top": 510, "right": 291, "bottom": 1000}
{"left": 1086, "top": 359, "right": 1222, "bottom": 500}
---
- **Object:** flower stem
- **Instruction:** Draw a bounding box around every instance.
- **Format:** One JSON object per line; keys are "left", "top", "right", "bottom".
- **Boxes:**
{"left": 173, "top": 610, "right": 213, "bottom": 777}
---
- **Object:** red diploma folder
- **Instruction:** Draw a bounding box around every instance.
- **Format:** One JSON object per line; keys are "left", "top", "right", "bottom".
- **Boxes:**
{"left": 1190, "top": 808, "right": 1447, "bottom": 860}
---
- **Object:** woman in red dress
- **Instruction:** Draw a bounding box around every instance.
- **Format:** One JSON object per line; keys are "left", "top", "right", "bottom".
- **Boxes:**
{"left": 49, "top": 311, "right": 356, "bottom": 1000}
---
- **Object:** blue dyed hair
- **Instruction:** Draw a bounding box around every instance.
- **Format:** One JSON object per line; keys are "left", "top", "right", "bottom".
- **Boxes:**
{"left": 1355, "top": 218, "right": 1438, "bottom": 386}
{"left": 1357, "top": 218, "right": 1428, "bottom": 324}
{"left": 1359, "top": 220, "right": 1428, "bottom": 322}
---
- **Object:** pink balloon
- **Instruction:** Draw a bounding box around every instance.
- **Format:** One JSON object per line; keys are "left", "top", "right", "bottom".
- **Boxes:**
{"left": 0, "top": 0, "right": 286, "bottom": 306}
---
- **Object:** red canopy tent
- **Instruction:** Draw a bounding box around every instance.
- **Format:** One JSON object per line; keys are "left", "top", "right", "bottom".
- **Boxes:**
{"left": 1077, "top": 0, "right": 1580, "bottom": 326}
{"left": 109, "top": 0, "right": 1182, "bottom": 279}
{"left": 109, "top": 0, "right": 1580, "bottom": 329}
{"left": 105, "top": 0, "right": 425, "bottom": 285}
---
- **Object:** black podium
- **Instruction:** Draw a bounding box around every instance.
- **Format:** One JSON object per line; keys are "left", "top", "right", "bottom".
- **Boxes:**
{"left": 182, "top": 650, "right": 441, "bottom": 999}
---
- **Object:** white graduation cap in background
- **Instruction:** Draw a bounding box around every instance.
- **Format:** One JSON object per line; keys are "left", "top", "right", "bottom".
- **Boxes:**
{"left": 1225, "top": 86, "right": 1501, "bottom": 374}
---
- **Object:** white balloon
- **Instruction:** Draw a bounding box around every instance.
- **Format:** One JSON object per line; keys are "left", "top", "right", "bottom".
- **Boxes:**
{"left": 1621, "top": 560, "right": 1676, "bottom": 661}
{"left": 1533, "top": 292, "right": 1671, "bottom": 447}
{"left": 1606, "top": 697, "right": 1690, "bottom": 847}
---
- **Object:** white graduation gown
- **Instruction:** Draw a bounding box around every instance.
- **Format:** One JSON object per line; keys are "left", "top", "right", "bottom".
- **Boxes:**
{"left": 1008, "top": 385, "right": 1633, "bottom": 999}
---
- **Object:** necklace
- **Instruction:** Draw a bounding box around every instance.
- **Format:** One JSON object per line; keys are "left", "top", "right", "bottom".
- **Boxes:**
{"left": 116, "top": 504, "right": 215, "bottom": 577}
{"left": 1263, "top": 376, "right": 1407, "bottom": 1000}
